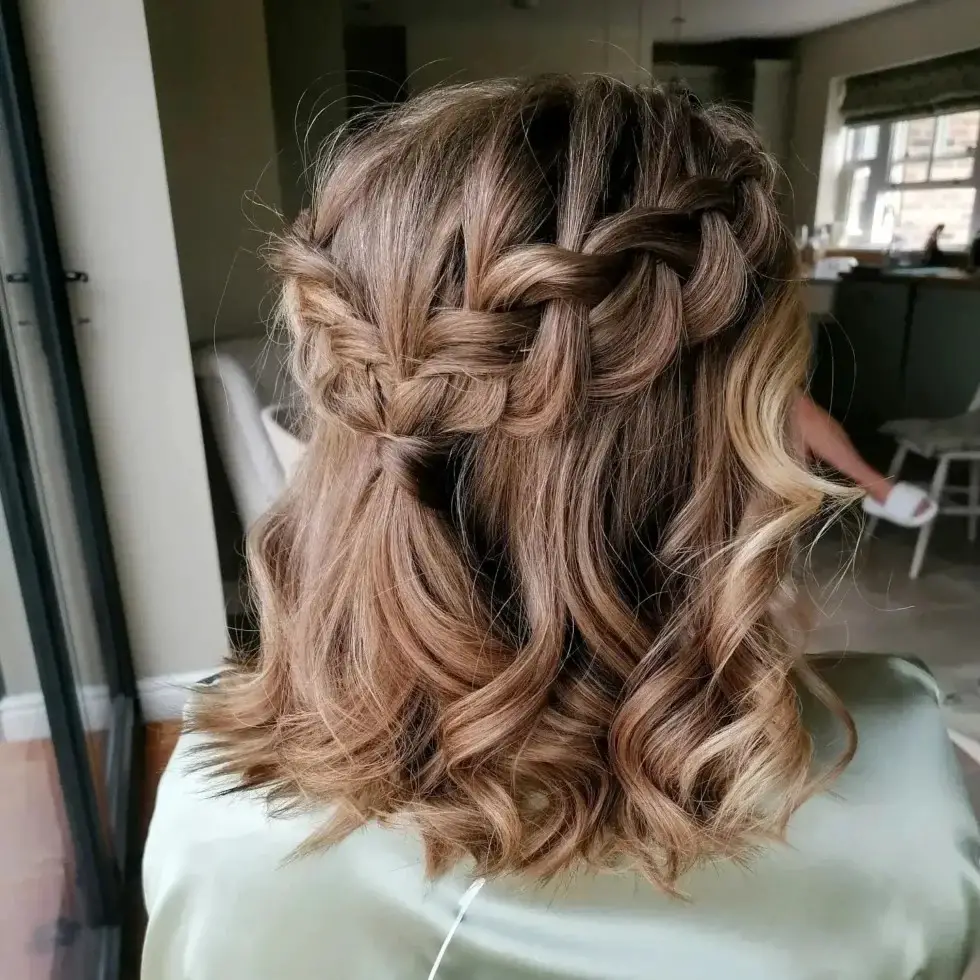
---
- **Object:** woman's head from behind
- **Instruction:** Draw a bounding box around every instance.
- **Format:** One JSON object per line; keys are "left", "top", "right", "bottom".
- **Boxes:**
{"left": 197, "top": 76, "right": 849, "bottom": 889}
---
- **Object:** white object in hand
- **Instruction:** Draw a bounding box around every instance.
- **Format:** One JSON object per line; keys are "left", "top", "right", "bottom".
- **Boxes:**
{"left": 862, "top": 481, "right": 938, "bottom": 529}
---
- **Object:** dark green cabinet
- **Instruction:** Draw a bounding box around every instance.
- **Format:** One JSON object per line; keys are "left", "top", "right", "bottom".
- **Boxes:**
{"left": 811, "top": 277, "right": 980, "bottom": 450}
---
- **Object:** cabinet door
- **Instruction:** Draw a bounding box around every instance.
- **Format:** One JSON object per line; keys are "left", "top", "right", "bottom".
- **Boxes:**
{"left": 812, "top": 281, "right": 910, "bottom": 436}
{"left": 905, "top": 287, "right": 980, "bottom": 419}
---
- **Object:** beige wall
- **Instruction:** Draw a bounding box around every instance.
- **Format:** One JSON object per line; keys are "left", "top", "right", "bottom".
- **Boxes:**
{"left": 405, "top": 5, "right": 654, "bottom": 90}
{"left": 791, "top": 0, "right": 980, "bottom": 229}
{"left": 265, "top": 0, "right": 347, "bottom": 219}
{"left": 0, "top": 116, "right": 37, "bottom": 696}
{"left": 753, "top": 60, "right": 795, "bottom": 162}
{"left": 0, "top": 102, "right": 103, "bottom": 696}
{"left": 0, "top": 324, "right": 104, "bottom": 694}
{"left": 16, "top": 0, "right": 228, "bottom": 681}
{"left": 0, "top": 508, "right": 39, "bottom": 696}
{"left": 409, "top": 24, "right": 621, "bottom": 87}
{"left": 144, "top": 0, "right": 282, "bottom": 344}
{"left": 403, "top": 11, "right": 792, "bottom": 172}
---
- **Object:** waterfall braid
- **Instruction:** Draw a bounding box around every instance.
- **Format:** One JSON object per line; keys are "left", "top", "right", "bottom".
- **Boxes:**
{"left": 192, "top": 77, "right": 855, "bottom": 889}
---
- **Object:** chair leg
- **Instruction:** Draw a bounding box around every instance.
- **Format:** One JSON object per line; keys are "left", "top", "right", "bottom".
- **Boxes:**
{"left": 886, "top": 443, "right": 910, "bottom": 482}
{"left": 968, "top": 459, "right": 980, "bottom": 544}
{"left": 864, "top": 443, "right": 909, "bottom": 543}
{"left": 910, "top": 455, "right": 949, "bottom": 580}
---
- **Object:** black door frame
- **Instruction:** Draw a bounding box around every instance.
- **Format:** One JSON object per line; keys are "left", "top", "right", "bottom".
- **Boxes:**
{"left": 0, "top": 313, "right": 119, "bottom": 929}
{"left": 0, "top": 0, "right": 142, "bottom": 976}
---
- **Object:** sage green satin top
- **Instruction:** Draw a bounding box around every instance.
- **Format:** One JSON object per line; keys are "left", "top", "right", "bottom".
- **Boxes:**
{"left": 142, "top": 656, "right": 980, "bottom": 979}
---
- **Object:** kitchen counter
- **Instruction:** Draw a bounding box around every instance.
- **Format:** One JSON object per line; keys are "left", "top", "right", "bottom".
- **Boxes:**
{"left": 852, "top": 267, "right": 980, "bottom": 288}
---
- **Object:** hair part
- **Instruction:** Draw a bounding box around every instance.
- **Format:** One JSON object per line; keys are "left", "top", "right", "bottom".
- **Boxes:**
{"left": 191, "top": 76, "right": 855, "bottom": 890}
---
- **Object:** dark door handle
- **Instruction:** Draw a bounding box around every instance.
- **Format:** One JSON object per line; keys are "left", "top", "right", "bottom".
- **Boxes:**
{"left": 4, "top": 270, "right": 89, "bottom": 283}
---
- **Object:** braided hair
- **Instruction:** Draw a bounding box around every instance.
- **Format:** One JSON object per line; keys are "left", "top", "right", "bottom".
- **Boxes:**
{"left": 193, "top": 77, "right": 853, "bottom": 888}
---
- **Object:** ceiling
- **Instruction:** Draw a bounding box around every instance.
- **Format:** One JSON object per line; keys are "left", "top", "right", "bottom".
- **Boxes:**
{"left": 348, "top": 0, "right": 924, "bottom": 42}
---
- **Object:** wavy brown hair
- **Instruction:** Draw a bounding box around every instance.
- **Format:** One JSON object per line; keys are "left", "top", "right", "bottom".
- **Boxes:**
{"left": 193, "top": 76, "right": 854, "bottom": 889}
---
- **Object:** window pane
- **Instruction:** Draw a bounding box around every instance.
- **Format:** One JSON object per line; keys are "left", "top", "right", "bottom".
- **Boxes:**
{"left": 890, "top": 161, "right": 929, "bottom": 183}
{"left": 890, "top": 187, "right": 976, "bottom": 248}
{"left": 857, "top": 124, "right": 879, "bottom": 160}
{"left": 933, "top": 110, "right": 980, "bottom": 157}
{"left": 890, "top": 121, "right": 906, "bottom": 161}
{"left": 845, "top": 124, "right": 879, "bottom": 162}
{"left": 838, "top": 114, "right": 978, "bottom": 247}
{"left": 930, "top": 156, "right": 974, "bottom": 180}
{"left": 845, "top": 165, "right": 871, "bottom": 236}
{"left": 871, "top": 190, "right": 900, "bottom": 245}
{"left": 891, "top": 117, "right": 936, "bottom": 160}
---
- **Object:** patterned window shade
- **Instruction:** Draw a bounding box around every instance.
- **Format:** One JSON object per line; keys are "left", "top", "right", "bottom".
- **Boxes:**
{"left": 841, "top": 47, "right": 980, "bottom": 123}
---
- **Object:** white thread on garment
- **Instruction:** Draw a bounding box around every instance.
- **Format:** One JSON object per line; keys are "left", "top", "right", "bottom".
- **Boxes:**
{"left": 426, "top": 877, "right": 486, "bottom": 980}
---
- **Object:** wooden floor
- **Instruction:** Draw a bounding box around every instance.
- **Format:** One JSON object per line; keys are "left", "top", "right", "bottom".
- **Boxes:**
{"left": 142, "top": 721, "right": 182, "bottom": 834}
{"left": 0, "top": 721, "right": 180, "bottom": 979}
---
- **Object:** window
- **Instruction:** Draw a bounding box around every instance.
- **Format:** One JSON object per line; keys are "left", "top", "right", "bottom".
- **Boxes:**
{"left": 835, "top": 109, "right": 980, "bottom": 250}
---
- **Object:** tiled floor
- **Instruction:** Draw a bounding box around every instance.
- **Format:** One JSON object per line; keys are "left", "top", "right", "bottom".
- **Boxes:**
{"left": 806, "top": 514, "right": 980, "bottom": 733}
{"left": 805, "top": 513, "right": 980, "bottom": 745}
{"left": 807, "top": 517, "right": 979, "bottom": 667}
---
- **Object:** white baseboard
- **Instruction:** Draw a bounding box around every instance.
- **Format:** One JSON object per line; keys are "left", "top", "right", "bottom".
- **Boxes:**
{"left": 0, "top": 669, "right": 216, "bottom": 742}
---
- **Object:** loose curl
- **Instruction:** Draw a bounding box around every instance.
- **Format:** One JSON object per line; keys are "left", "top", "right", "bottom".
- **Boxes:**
{"left": 192, "top": 77, "right": 855, "bottom": 889}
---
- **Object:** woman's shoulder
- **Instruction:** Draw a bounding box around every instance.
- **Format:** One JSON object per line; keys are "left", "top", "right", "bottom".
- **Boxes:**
{"left": 804, "top": 654, "right": 975, "bottom": 827}
{"left": 805, "top": 653, "right": 947, "bottom": 757}
{"left": 809, "top": 652, "right": 944, "bottom": 707}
